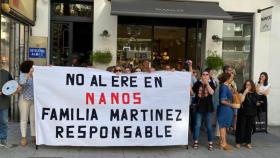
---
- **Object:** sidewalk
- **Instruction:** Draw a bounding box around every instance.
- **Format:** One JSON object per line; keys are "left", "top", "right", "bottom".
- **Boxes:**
{"left": 0, "top": 123, "right": 280, "bottom": 158}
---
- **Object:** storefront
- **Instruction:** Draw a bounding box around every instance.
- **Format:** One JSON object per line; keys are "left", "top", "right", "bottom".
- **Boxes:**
{"left": 33, "top": 0, "right": 280, "bottom": 125}
{"left": 0, "top": 0, "right": 36, "bottom": 121}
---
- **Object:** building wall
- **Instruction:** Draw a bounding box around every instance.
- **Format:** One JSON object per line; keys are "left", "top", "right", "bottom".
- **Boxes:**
{"left": 32, "top": 0, "right": 280, "bottom": 125}
{"left": 201, "top": 0, "right": 279, "bottom": 125}
{"left": 32, "top": 0, "right": 50, "bottom": 65}
{"left": 93, "top": 0, "right": 118, "bottom": 69}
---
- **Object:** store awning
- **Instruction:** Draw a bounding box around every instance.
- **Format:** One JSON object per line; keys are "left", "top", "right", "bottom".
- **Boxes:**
{"left": 111, "top": 0, "right": 232, "bottom": 20}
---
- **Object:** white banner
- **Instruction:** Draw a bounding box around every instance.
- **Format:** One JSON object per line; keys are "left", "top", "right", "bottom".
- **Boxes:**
{"left": 33, "top": 66, "right": 190, "bottom": 146}
{"left": 261, "top": 8, "right": 273, "bottom": 32}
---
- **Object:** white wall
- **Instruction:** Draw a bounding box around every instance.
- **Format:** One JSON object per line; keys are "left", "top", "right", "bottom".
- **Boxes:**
{"left": 267, "top": 0, "right": 280, "bottom": 125}
{"left": 93, "top": 0, "right": 118, "bottom": 69}
{"left": 32, "top": 0, "right": 50, "bottom": 64}
{"left": 202, "top": 0, "right": 280, "bottom": 125}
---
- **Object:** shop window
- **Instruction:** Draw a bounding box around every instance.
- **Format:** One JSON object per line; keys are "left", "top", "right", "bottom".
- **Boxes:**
{"left": 117, "top": 25, "right": 153, "bottom": 66}
{"left": 52, "top": 2, "right": 93, "bottom": 17}
{"left": 0, "top": 15, "right": 11, "bottom": 71}
{"left": 222, "top": 13, "right": 253, "bottom": 89}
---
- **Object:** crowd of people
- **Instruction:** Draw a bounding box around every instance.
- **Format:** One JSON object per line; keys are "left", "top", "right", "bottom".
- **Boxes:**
{"left": 0, "top": 59, "right": 270, "bottom": 151}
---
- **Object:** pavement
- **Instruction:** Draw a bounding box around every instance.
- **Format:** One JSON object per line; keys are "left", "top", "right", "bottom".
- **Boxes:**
{"left": 0, "top": 123, "right": 280, "bottom": 158}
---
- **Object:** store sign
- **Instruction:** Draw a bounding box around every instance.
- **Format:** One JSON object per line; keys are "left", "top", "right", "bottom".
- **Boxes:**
{"left": 29, "top": 48, "right": 46, "bottom": 58}
{"left": 33, "top": 66, "right": 191, "bottom": 146}
{"left": 9, "top": 0, "right": 35, "bottom": 22}
{"left": 260, "top": 8, "right": 273, "bottom": 32}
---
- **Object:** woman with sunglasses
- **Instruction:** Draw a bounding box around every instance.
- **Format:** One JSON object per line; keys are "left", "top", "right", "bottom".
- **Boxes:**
{"left": 192, "top": 70, "right": 216, "bottom": 150}
{"left": 235, "top": 80, "right": 258, "bottom": 149}
{"left": 114, "top": 66, "right": 123, "bottom": 75}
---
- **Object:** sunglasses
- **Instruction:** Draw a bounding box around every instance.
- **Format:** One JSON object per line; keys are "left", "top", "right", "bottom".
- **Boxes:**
{"left": 115, "top": 69, "right": 122, "bottom": 72}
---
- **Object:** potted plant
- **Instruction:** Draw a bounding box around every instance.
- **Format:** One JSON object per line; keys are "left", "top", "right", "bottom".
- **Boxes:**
{"left": 206, "top": 50, "right": 224, "bottom": 71}
{"left": 90, "top": 50, "right": 113, "bottom": 65}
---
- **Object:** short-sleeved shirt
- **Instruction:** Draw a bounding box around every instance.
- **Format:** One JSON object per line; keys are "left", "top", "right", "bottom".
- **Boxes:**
{"left": 0, "top": 69, "right": 13, "bottom": 109}
{"left": 256, "top": 83, "right": 271, "bottom": 95}
{"left": 192, "top": 80, "right": 216, "bottom": 112}
{"left": 19, "top": 72, "right": 34, "bottom": 101}
{"left": 219, "top": 84, "right": 233, "bottom": 105}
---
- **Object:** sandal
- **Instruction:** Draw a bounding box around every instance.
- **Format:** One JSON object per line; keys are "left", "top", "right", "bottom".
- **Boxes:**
{"left": 192, "top": 141, "right": 199, "bottom": 149}
{"left": 245, "top": 144, "right": 253, "bottom": 149}
{"left": 208, "top": 142, "right": 214, "bottom": 151}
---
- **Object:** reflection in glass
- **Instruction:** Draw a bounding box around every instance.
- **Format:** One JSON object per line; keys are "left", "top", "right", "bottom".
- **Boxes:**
{"left": 223, "top": 23, "right": 252, "bottom": 89}
{"left": 117, "top": 25, "right": 152, "bottom": 67}
{"left": 1, "top": 15, "right": 10, "bottom": 71}
{"left": 53, "top": 3, "right": 92, "bottom": 17}
{"left": 153, "top": 26, "right": 185, "bottom": 69}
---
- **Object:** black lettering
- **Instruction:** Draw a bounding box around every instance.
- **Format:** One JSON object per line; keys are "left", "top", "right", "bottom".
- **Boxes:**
{"left": 110, "top": 109, "right": 119, "bottom": 121}
{"left": 89, "top": 126, "right": 98, "bottom": 138}
{"left": 112, "top": 76, "right": 119, "bottom": 87}
{"left": 165, "top": 126, "right": 172, "bottom": 137}
{"left": 76, "top": 74, "right": 84, "bottom": 85}
{"left": 145, "top": 126, "right": 153, "bottom": 138}
{"left": 42, "top": 108, "right": 50, "bottom": 120}
{"left": 99, "top": 75, "right": 107, "bottom": 87}
{"left": 50, "top": 108, "right": 58, "bottom": 120}
{"left": 60, "top": 108, "right": 69, "bottom": 120}
{"left": 56, "top": 126, "right": 63, "bottom": 138}
{"left": 78, "top": 126, "right": 86, "bottom": 138}
{"left": 90, "top": 75, "right": 98, "bottom": 86}
{"left": 124, "top": 126, "right": 132, "bottom": 138}
{"left": 135, "top": 126, "right": 142, "bottom": 138}
{"left": 144, "top": 77, "right": 152, "bottom": 88}
{"left": 175, "top": 110, "right": 182, "bottom": 121}
{"left": 130, "top": 109, "right": 138, "bottom": 121}
{"left": 155, "top": 77, "right": 162, "bottom": 88}
{"left": 156, "top": 126, "right": 163, "bottom": 138}
{"left": 100, "top": 127, "right": 108, "bottom": 138}
{"left": 66, "top": 126, "right": 74, "bottom": 138}
{"left": 130, "top": 76, "right": 137, "bottom": 87}
{"left": 121, "top": 110, "right": 128, "bottom": 121}
{"left": 90, "top": 109, "right": 98, "bottom": 120}
{"left": 112, "top": 126, "right": 120, "bottom": 139}
{"left": 166, "top": 109, "right": 173, "bottom": 121}
{"left": 121, "top": 76, "right": 129, "bottom": 87}
{"left": 66, "top": 74, "right": 74, "bottom": 85}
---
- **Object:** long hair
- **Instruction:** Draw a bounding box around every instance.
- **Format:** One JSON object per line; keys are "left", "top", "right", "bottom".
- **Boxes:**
{"left": 240, "top": 79, "right": 256, "bottom": 93}
{"left": 258, "top": 72, "right": 268, "bottom": 86}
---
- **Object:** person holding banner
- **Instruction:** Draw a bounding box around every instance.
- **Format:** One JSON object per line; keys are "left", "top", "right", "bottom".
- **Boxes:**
{"left": 217, "top": 73, "right": 239, "bottom": 151}
{"left": 192, "top": 70, "right": 216, "bottom": 150}
{"left": 18, "top": 60, "right": 35, "bottom": 146}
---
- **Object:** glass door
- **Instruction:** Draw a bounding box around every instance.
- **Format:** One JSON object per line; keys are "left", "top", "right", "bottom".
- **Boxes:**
{"left": 153, "top": 26, "right": 186, "bottom": 69}
{"left": 51, "top": 22, "right": 73, "bottom": 66}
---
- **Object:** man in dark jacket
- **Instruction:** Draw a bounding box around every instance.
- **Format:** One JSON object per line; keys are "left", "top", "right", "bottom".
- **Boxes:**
{"left": 0, "top": 63, "right": 13, "bottom": 148}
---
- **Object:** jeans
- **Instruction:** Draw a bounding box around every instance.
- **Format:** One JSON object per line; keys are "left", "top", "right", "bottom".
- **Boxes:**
{"left": 193, "top": 112, "right": 213, "bottom": 142}
{"left": 0, "top": 109, "right": 8, "bottom": 140}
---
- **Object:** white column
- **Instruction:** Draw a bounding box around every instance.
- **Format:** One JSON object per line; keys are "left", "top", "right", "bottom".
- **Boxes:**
{"left": 93, "top": 0, "right": 118, "bottom": 69}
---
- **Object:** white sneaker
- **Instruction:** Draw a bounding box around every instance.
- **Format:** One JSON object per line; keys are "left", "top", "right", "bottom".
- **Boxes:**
{"left": 0, "top": 140, "right": 14, "bottom": 148}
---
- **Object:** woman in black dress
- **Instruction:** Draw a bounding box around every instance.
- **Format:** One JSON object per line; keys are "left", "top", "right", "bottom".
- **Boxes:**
{"left": 235, "top": 80, "right": 258, "bottom": 149}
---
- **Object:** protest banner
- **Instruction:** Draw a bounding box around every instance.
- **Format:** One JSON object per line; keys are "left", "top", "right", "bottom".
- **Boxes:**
{"left": 33, "top": 66, "right": 191, "bottom": 146}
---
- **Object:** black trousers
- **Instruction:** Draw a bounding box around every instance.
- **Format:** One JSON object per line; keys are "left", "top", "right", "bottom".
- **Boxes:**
{"left": 235, "top": 112, "right": 255, "bottom": 144}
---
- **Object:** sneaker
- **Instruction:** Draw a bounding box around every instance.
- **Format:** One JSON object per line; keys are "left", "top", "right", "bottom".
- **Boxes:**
{"left": 0, "top": 140, "right": 14, "bottom": 148}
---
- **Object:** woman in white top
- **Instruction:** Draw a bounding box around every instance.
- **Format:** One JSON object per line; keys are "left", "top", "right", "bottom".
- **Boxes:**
{"left": 255, "top": 72, "right": 270, "bottom": 132}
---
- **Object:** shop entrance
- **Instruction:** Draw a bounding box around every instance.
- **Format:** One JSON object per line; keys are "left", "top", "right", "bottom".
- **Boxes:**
{"left": 117, "top": 16, "right": 203, "bottom": 70}
{"left": 50, "top": 0, "right": 93, "bottom": 66}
